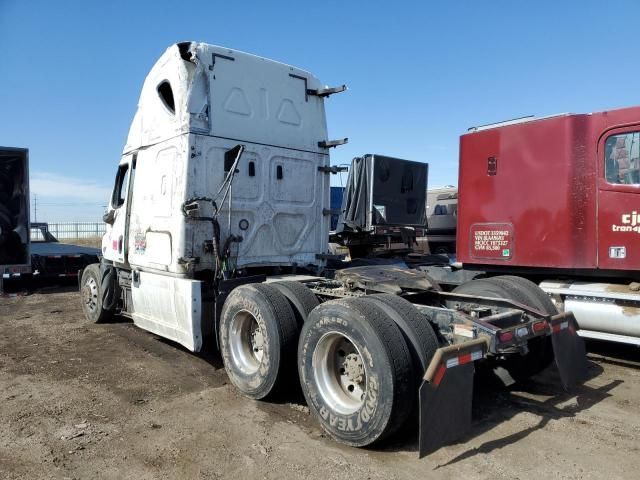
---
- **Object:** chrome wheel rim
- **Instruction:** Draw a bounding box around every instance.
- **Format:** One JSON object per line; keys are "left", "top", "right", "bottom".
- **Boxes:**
{"left": 312, "top": 332, "right": 367, "bottom": 415}
{"left": 229, "top": 310, "right": 264, "bottom": 375}
{"left": 82, "top": 277, "right": 99, "bottom": 313}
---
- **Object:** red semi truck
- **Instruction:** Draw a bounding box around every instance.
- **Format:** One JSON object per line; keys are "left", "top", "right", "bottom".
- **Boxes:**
{"left": 450, "top": 106, "right": 640, "bottom": 345}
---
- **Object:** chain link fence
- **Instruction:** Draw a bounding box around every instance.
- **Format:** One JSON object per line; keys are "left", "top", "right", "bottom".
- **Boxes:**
{"left": 31, "top": 222, "right": 106, "bottom": 241}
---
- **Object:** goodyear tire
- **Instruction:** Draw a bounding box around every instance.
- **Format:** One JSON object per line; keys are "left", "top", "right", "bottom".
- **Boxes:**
{"left": 220, "top": 284, "right": 298, "bottom": 399}
{"left": 270, "top": 281, "right": 319, "bottom": 327}
{"left": 298, "top": 297, "right": 413, "bottom": 447}
{"left": 367, "top": 294, "right": 440, "bottom": 376}
{"left": 491, "top": 275, "right": 557, "bottom": 314}
{"left": 80, "top": 264, "right": 113, "bottom": 324}
{"left": 488, "top": 276, "right": 556, "bottom": 378}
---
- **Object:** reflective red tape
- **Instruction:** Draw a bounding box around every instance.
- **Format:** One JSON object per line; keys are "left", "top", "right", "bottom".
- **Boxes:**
{"left": 433, "top": 364, "right": 446, "bottom": 386}
{"left": 552, "top": 321, "right": 569, "bottom": 333}
{"left": 460, "top": 353, "right": 474, "bottom": 365}
{"left": 434, "top": 349, "right": 484, "bottom": 386}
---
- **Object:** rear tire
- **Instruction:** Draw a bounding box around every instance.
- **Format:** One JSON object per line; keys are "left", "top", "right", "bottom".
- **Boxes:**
{"left": 80, "top": 264, "right": 113, "bottom": 324}
{"left": 220, "top": 284, "right": 298, "bottom": 399}
{"left": 488, "top": 276, "right": 557, "bottom": 379}
{"left": 270, "top": 281, "right": 319, "bottom": 327}
{"left": 491, "top": 275, "right": 557, "bottom": 314}
{"left": 298, "top": 297, "right": 413, "bottom": 447}
{"left": 366, "top": 294, "right": 439, "bottom": 375}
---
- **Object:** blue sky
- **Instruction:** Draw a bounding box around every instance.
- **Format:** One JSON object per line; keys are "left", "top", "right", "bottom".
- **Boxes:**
{"left": 1, "top": 0, "right": 639, "bottom": 221}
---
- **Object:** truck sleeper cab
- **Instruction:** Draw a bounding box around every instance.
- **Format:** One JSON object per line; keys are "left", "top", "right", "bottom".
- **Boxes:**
{"left": 80, "top": 43, "right": 588, "bottom": 457}
{"left": 96, "top": 42, "right": 333, "bottom": 351}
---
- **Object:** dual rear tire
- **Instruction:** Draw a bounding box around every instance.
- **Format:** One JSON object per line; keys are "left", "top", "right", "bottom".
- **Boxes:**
{"left": 219, "top": 283, "right": 299, "bottom": 399}
{"left": 219, "top": 283, "right": 438, "bottom": 447}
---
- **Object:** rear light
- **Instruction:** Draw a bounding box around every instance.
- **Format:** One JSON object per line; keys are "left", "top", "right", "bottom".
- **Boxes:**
{"left": 498, "top": 330, "right": 514, "bottom": 343}
{"left": 533, "top": 321, "right": 547, "bottom": 333}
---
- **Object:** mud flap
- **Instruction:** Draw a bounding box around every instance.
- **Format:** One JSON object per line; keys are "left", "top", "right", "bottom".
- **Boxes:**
{"left": 419, "top": 338, "right": 488, "bottom": 458}
{"left": 549, "top": 312, "right": 589, "bottom": 390}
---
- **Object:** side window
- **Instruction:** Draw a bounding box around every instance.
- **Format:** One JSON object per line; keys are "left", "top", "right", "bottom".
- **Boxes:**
{"left": 434, "top": 204, "right": 446, "bottom": 215}
{"left": 605, "top": 132, "right": 640, "bottom": 185}
{"left": 111, "top": 164, "right": 130, "bottom": 208}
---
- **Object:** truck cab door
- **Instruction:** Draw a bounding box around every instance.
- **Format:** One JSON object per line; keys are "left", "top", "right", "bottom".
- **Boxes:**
{"left": 104, "top": 154, "right": 135, "bottom": 265}
{"left": 597, "top": 127, "right": 640, "bottom": 271}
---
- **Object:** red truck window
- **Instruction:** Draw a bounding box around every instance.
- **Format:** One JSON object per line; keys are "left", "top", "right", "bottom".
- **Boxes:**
{"left": 604, "top": 132, "right": 640, "bottom": 185}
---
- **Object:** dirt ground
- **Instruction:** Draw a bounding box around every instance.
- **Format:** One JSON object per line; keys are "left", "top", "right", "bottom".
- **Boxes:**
{"left": 59, "top": 237, "right": 102, "bottom": 249}
{"left": 1, "top": 285, "right": 639, "bottom": 480}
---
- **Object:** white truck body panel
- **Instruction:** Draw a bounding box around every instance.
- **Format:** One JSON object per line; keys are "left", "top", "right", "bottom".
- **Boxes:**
{"left": 103, "top": 42, "right": 331, "bottom": 274}
{"left": 100, "top": 42, "right": 335, "bottom": 349}
{"left": 123, "top": 42, "right": 328, "bottom": 157}
{"left": 130, "top": 271, "right": 203, "bottom": 352}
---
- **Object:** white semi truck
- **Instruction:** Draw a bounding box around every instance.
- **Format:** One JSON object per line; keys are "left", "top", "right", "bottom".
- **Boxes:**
{"left": 80, "top": 42, "right": 589, "bottom": 456}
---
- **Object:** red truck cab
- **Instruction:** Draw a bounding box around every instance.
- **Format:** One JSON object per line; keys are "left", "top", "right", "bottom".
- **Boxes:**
{"left": 456, "top": 106, "right": 640, "bottom": 345}
{"left": 458, "top": 106, "right": 640, "bottom": 275}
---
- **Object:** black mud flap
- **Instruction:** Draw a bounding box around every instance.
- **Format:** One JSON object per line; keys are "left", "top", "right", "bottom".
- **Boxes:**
{"left": 418, "top": 338, "right": 488, "bottom": 458}
{"left": 549, "top": 312, "right": 589, "bottom": 390}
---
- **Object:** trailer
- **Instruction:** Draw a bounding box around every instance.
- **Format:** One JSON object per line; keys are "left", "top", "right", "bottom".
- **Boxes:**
{"left": 0, "top": 147, "right": 30, "bottom": 288}
{"left": 79, "top": 42, "right": 588, "bottom": 457}
{"left": 29, "top": 223, "right": 100, "bottom": 280}
{"left": 0, "top": 147, "right": 100, "bottom": 292}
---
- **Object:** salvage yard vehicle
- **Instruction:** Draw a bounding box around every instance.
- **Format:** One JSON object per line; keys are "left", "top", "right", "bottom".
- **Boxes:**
{"left": 79, "top": 42, "right": 589, "bottom": 457}
{"left": 423, "top": 108, "right": 640, "bottom": 346}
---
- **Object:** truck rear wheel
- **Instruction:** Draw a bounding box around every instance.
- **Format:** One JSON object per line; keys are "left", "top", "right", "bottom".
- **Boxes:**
{"left": 80, "top": 264, "right": 113, "bottom": 324}
{"left": 220, "top": 284, "right": 298, "bottom": 399}
{"left": 487, "top": 276, "right": 556, "bottom": 379}
{"left": 367, "top": 294, "right": 440, "bottom": 376}
{"left": 491, "top": 275, "right": 557, "bottom": 314}
{"left": 298, "top": 298, "right": 413, "bottom": 447}
{"left": 270, "top": 281, "right": 319, "bottom": 326}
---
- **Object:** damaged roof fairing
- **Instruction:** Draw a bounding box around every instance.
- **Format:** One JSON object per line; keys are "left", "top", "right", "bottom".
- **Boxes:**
{"left": 123, "top": 42, "right": 204, "bottom": 154}
{"left": 123, "top": 41, "right": 327, "bottom": 155}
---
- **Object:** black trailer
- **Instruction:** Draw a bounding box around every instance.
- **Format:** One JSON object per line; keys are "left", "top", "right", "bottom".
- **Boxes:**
{"left": 0, "top": 147, "right": 30, "bottom": 287}
{"left": 29, "top": 223, "right": 100, "bottom": 280}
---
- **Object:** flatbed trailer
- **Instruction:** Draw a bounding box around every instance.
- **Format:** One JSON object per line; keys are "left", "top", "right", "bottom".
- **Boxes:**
{"left": 29, "top": 223, "right": 100, "bottom": 280}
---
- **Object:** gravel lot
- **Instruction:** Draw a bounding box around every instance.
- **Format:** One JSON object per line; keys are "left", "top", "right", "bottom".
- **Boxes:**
{"left": 1, "top": 285, "right": 639, "bottom": 479}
